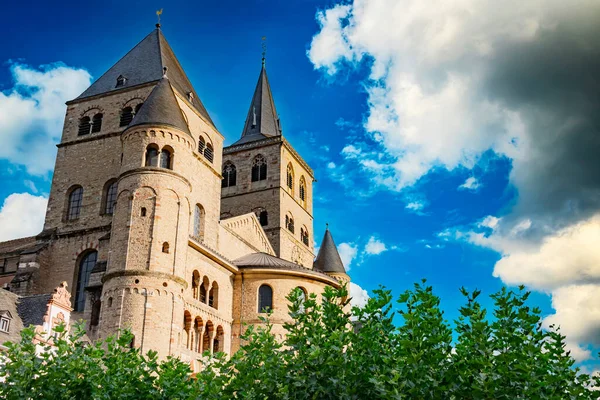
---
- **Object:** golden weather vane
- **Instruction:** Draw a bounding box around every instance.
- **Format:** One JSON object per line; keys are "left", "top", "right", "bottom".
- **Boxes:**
{"left": 261, "top": 36, "right": 267, "bottom": 66}
{"left": 156, "top": 9, "right": 163, "bottom": 27}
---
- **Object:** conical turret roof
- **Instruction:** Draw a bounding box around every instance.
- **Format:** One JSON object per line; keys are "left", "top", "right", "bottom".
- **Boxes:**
{"left": 232, "top": 64, "right": 281, "bottom": 145}
{"left": 314, "top": 228, "right": 347, "bottom": 274}
{"left": 128, "top": 77, "right": 190, "bottom": 135}
{"left": 75, "top": 27, "right": 215, "bottom": 128}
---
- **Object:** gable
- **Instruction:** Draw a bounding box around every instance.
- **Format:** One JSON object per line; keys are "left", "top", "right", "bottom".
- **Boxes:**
{"left": 220, "top": 213, "right": 275, "bottom": 256}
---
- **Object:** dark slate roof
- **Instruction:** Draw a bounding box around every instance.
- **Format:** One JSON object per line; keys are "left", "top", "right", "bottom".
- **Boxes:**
{"left": 17, "top": 294, "right": 51, "bottom": 327}
{"left": 128, "top": 77, "right": 191, "bottom": 134}
{"left": 313, "top": 228, "right": 347, "bottom": 274}
{"left": 232, "top": 65, "right": 281, "bottom": 146}
{"left": 233, "top": 253, "right": 334, "bottom": 279}
{"left": 75, "top": 27, "right": 215, "bottom": 128}
{"left": 234, "top": 252, "right": 302, "bottom": 269}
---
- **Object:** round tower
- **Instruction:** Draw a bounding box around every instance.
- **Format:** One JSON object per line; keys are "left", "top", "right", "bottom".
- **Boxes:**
{"left": 98, "top": 77, "right": 197, "bottom": 357}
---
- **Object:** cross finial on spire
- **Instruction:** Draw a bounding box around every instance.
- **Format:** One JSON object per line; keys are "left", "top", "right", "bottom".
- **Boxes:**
{"left": 156, "top": 9, "right": 163, "bottom": 28}
{"left": 326, "top": 223, "right": 329, "bottom": 230}
{"left": 261, "top": 36, "right": 267, "bottom": 66}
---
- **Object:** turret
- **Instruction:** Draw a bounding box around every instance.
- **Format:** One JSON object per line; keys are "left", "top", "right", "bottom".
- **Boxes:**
{"left": 99, "top": 76, "right": 197, "bottom": 357}
{"left": 313, "top": 227, "right": 349, "bottom": 284}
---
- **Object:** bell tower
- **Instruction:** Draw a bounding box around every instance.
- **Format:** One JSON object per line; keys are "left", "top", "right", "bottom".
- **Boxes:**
{"left": 220, "top": 63, "right": 315, "bottom": 268}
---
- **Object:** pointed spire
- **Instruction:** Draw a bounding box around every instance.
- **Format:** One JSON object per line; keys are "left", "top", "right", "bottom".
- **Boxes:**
{"left": 232, "top": 62, "right": 281, "bottom": 146}
{"left": 74, "top": 27, "right": 215, "bottom": 128}
{"left": 313, "top": 226, "right": 347, "bottom": 274}
{"left": 128, "top": 77, "right": 190, "bottom": 135}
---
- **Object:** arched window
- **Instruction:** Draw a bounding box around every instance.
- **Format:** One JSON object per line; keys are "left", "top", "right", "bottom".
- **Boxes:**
{"left": 214, "top": 325, "right": 224, "bottom": 353}
{"left": 194, "top": 317, "right": 203, "bottom": 352}
{"left": 160, "top": 148, "right": 172, "bottom": 169}
{"left": 193, "top": 204, "right": 205, "bottom": 241}
{"left": 301, "top": 227, "right": 309, "bottom": 246}
{"left": 120, "top": 107, "right": 134, "bottom": 127}
{"left": 198, "top": 136, "right": 206, "bottom": 153}
{"left": 91, "top": 113, "right": 103, "bottom": 133}
{"left": 299, "top": 177, "right": 306, "bottom": 202}
{"left": 203, "top": 321, "right": 214, "bottom": 354}
{"left": 251, "top": 155, "right": 267, "bottom": 182}
{"left": 78, "top": 116, "right": 91, "bottom": 136}
{"left": 162, "top": 242, "right": 170, "bottom": 253}
{"left": 200, "top": 276, "right": 209, "bottom": 303}
{"left": 286, "top": 163, "right": 294, "bottom": 192}
{"left": 222, "top": 162, "right": 236, "bottom": 188}
{"left": 297, "top": 286, "right": 307, "bottom": 313}
{"left": 285, "top": 214, "right": 295, "bottom": 234}
{"left": 192, "top": 271, "right": 200, "bottom": 300}
{"left": 258, "top": 284, "right": 273, "bottom": 313}
{"left": 183, "top": 311, "right": 192, "bottom": 349}
{"left": 74, "top": 251, "right": 97, "bottom": 311}
{"left": 145, "top": 145, "right": 159, "bottom": 167}
{"left": 103, "top": 180, "right": 118, "bottom": 215}
{"left": 209, "top": 282, "right": 218, "bottom": 309}
{"left": 204, "top": 143, "right": 214, "bottom": 163}
{"left": 67, "top": 186, "right": 83, "bottom": 220}
{"left": 259, "top": 210, "right": 268, "bottom": 226}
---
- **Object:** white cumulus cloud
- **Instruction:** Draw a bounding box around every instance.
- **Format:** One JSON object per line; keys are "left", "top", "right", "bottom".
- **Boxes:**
{"left": 309, "top": 0, "right": 600, "bottom": 364}
{"left": 349, "top": 282, "right": 370, "bottom": 309}
{"left": 365, "top": 236, "right": 387, "bottom": 255}
{"left": 0, "top": 63, "right": 91, "bottom": 175}
{"left": 458, "top": 177, "right": 481, "bottom": 191}
{"left": 0, "top": 193, "right": 48, "bottom": 241}
{"left": 338, "top": 242, "right": 359, "bottom": 271}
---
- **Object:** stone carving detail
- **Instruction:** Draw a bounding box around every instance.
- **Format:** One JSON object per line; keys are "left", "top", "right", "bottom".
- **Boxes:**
{"left": 51, "top": 281, "right": 72, "bottom": 309}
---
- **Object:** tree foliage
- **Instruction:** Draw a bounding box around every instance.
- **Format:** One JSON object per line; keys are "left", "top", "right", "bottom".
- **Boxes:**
{"left": 1, "top": 282, "right": 598, "bottom": 399}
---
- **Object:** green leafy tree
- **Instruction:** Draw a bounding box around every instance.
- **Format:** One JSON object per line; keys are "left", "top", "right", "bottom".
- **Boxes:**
{"left": 1, "top": 282, "right": 599, "bottom": 399}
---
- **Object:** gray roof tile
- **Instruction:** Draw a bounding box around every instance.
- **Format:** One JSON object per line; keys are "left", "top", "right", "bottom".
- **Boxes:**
{"left": 128, "top": 77, "right": 191, "bottom": 135}
{"left": 232, "top": 65, "right": 281, "bottom": 146}
{"left": 75, "top": 28, "right": 215, "bottom": 128}
{"left": 17, "top": 294, "right": 51, "bottom": 328}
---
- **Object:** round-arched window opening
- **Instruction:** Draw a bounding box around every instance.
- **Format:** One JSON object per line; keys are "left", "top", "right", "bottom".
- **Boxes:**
{"left": 135, "top": 279, "right": 140, "bottom": 284}
{"left": 258, "top": 284, "right": 273, "bottom": 313}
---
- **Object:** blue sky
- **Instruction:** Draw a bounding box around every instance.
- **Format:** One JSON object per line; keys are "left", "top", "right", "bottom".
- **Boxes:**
{"left": 1, "top": 0, "right": 600, "bottom": 371}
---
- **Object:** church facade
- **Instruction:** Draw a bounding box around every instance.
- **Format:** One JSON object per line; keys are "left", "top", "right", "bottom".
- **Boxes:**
{"left": 0, "top": 25, "right": 349, "bottom": 369}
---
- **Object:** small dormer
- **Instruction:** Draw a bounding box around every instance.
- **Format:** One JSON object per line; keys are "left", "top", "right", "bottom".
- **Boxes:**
{"left": 0, "top": 310, "right": 12, "bottom": 333}
{"left": 116, "top": 75, "right": 127, "bottom": 88}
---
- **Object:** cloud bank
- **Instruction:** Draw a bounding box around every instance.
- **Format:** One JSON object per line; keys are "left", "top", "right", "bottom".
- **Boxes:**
{"left": 309, "top": 0, "right": 600, "bottom": 361}
{"left": 0, "top": 193, "right": 48, "bottom": 241}
{"left": 0, "top": 63, "right": 91, "bottom": 175}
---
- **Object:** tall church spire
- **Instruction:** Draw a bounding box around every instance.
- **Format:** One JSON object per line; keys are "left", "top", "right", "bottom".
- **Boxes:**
{"left": 233, "top": 63, "right": 281, "bottom": 145}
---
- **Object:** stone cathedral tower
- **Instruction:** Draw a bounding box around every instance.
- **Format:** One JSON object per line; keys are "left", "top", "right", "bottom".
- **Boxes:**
{"left": 0, "top": 25, "right": 349, "bottom": 367}
{"left": 221, "top": 63, "right": 315, "bottom": 268}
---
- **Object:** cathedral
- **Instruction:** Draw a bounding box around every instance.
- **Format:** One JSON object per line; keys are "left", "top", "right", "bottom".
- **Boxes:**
{"left": 0, "top": 24, "right": 349, "bottom": 368}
